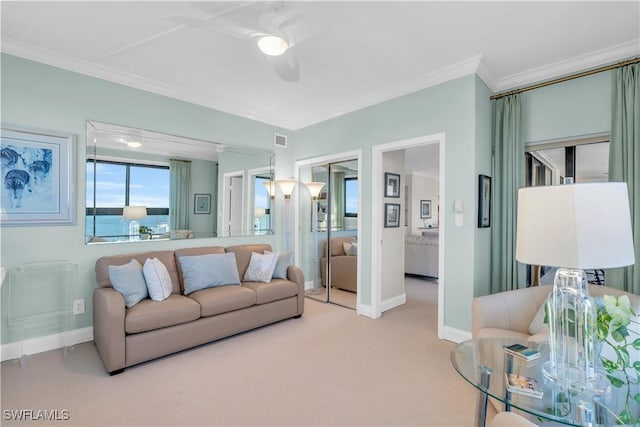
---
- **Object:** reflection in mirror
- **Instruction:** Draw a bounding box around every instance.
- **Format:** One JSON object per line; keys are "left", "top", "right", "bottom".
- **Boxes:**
{"left": 85, "top": 120, "right": 274, "bottom": 244}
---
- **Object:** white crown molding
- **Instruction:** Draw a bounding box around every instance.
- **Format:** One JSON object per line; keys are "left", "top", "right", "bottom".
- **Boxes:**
{"left": 295, "top": 55, "right": 485, "bottom": 130}
{"left": 1, "top": 38, "right": 296, "bottom": 130}
{"left": 494, "top": 39, "right": 640, "bottom": 92}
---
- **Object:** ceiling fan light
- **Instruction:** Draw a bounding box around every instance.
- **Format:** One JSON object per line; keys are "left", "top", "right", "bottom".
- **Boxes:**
{"left": 257, "top": 35, "right": 288, "bottom": 56}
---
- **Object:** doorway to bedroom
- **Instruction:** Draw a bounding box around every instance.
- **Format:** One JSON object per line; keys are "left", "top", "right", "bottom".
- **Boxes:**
{"left": 371, "top": 133, "right": 444, "bottom": 335}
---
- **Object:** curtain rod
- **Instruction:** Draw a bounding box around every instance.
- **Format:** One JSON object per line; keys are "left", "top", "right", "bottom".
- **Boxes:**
{"left": 490, "top": 56, "right": 640, "bottom": 100}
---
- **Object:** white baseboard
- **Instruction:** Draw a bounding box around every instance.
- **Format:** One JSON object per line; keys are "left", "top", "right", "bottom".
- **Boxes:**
{"left": 441, "top": 325, "right": 471, "bottom": 344}
{"left": 356, "top": 303, "right": 380, "bottom": 319}
{"left": 381, "top": 293, "right": 406, "bottom": 313}
{"left": 1, "top": 327, "right": 93, "bottom": 362}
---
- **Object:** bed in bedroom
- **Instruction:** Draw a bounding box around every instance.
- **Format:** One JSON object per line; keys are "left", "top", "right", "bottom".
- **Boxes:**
{"left": 404, "top": 230, "right": 438, "bottom": 279}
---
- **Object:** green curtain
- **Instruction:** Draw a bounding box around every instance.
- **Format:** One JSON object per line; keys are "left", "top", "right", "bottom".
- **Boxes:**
{"left": 607, "top": 63, "right": 640, "bottom": 293}
{"left": 490, "top": 94, "right": 526, "bottom": 293}
{"left": 170, "top": 159, "right": 192, "bottom": 231}
{"left": 331, "top": 171, "right": 345, "bottom": 230}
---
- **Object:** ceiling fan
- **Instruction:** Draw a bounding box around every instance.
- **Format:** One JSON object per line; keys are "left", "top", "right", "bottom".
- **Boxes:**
{"left": 167, "top": 2, "right": 304, "bottom": 82}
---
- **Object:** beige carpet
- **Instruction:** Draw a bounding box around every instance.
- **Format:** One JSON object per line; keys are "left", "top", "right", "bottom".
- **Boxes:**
{"left": 1, "top": 277, "right": 491, "bottom": 426}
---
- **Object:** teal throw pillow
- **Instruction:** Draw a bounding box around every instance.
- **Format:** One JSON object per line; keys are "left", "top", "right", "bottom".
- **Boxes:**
{"left": 108, "top": 259, "right": 148, "bottom": 308}
{"left": 179, "top": 253, "right": 240, "bottom": 295}
{"left": 266, "top": 250, "right": 292, "bottom": 279}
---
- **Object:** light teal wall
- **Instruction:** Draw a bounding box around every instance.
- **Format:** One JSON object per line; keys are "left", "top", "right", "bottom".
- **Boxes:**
{"left": 0, "top": 54, "right": 286, "bottom": 344}
{"left": 473, "top": 76, "right": 493, "bottom": 298}
{"left": 521, "top": 71, "right": 611, "bottom": 143}
{"left": 292, "top": 75, "right": 481, "bottom": 331}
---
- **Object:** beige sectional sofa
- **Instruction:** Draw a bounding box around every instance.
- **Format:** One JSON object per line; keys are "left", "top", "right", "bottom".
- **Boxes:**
{"left": 93, "top": 244, "right": 304, "bottom": 374}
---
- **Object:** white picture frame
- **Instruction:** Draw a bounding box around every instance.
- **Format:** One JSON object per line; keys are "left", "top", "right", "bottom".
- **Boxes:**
{"left": 1, "top": 125, "right": 76, "bottom": 226}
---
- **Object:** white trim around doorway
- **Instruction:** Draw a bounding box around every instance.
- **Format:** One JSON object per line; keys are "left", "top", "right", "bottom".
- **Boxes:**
{"left": 371, "top": 133, "right": 446, "bottom": 338}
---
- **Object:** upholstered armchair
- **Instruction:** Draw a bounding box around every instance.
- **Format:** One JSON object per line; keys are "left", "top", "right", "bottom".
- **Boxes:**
{"left": 320, "top": 236, "right": 357, "bottom": 293}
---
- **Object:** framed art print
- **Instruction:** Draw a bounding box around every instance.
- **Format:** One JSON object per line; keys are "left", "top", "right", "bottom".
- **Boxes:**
{"left": 384, "top": 203, "right": 400, "bottom": 227}
{"left": 478, "top": 174, "right": 491, "bottom": 228}
{"left": 384, "top": 172, "right": 400, "bottom": 198}
{"left": 194, "top": 193, "right": 211, "bottom": 214}
{"left": 420, "top": 200, "right": 432, "bottom": 219}
{"left": 1, "top": 125, "right": 76, "bottom": 226}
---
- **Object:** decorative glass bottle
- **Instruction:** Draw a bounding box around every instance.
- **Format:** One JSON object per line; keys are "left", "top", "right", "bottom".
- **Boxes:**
{"left": 543, "top": 268, "right": 598, "bottom": 388}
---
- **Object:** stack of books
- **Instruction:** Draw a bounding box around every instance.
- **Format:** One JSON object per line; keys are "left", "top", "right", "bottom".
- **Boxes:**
{"left": 505, "top": 373, "right": 544, "bottom": 398}
{"left": 504, "top": 343, "right": 541, "bottom": 361}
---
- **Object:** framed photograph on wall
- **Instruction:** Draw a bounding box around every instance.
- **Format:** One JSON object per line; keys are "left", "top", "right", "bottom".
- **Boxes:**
{"left": 478, "top": 174, "right": 491, "bottom": 228}
{"left": 384, "top": 203, "right": 401, "bottom": 228}
{"left": 1, "top": 125, "right": 76, "bottom": 226}
{"left": 420, "top": 200, "right": 432, "bottom": 219}
{"left": 384, "top": 172, "right": 400, "bottom": 198}
{"left": 194, "top": 193, "right": 211, "bottom": 214}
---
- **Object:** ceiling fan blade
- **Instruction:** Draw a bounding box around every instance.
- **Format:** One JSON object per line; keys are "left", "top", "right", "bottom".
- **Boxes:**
{"left": 166, "top": 15, "right": 263, "bottom": 39}
{"left": 265, "top": 50, "right": 299, "bottom": 82}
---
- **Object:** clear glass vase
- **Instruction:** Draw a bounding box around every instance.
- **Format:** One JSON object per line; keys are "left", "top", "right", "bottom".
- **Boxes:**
{"left": 543, "top": 268, "right": 598, "bottom": 389}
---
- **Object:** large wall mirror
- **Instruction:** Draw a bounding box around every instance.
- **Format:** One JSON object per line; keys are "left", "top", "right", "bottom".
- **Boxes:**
{"left": 86, "top": 120, "right": 274, "bottom": 244}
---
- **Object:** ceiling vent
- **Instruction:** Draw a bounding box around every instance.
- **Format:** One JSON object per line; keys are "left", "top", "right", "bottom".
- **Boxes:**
{"left": 274, "top": 133, "right": 288, "bottom": 148}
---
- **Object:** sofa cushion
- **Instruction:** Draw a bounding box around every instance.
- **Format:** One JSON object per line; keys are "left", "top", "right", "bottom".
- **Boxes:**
{"left": 143, "top": 257, "right": 173, "bottom": 302}
{"left": 108, "top": 259, "right": 148, "bottom": 308}
{"left": 244, "top": 252, "right": 279, "bottom": 282}
{"left": 242, "top": 279, "right": 299, "bottom": 305}
{"left": 125, "top": 294, "right": 200, "bottom": 334}
{"left": 97, "top": 250, "right": 180, "bottom": 294}
{"left": 174, "top": 246, "right": 225, "bottom": 293}
{"left": 187, "top": 285, "right": 257, "bottom": 317}
{"left": 343, "top": 241, "right": 358, "bottom": 256}
{"left": 178, "top": 253, "right": 241, "bottom": 295}
{"left": 225, "top": 244, "right": 272, "bottom": 278}
{"left": 265, "top": 250, "right": 292, "bottom": 279}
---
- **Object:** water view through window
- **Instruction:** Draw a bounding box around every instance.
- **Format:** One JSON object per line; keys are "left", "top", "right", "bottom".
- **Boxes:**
{"left": 86, "top": 160, "right": 170, "bottom": 239}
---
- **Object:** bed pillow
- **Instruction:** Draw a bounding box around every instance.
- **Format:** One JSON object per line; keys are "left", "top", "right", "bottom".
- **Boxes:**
{"left": 343, "top": 241, "right": 358, "bottom": 256}
{"left": 265, "top": 250, "right": 292, "bottom": 279}
{"left": 179, "top": 253, "right": 240, "bottom": 295}
{"left": 143, "top": 257, "right": 173, "bottom": 301}
{"left": 244, "top": 252, "right": 279, "bottom": 283}
{"left": 108, "top": 259, "right": 148, "bottom": 308}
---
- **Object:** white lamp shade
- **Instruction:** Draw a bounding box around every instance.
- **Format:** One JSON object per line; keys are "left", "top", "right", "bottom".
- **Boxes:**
{"left": 254, "top": 207, "right": 266, "bottom": 218}
{"left": 123, "top": 205, "right": 147, "bottom": 220}
{"left": 304, "top": 181, "right": 325, "bottom": 199}
{"left": 516, "top": 182, "right": 635, "bottom": 269}
{"left": 276, "top": 179, "right": 298, "bottom": 198}
{"left": 263, "top": 180, "right": 276, "bottom": 198}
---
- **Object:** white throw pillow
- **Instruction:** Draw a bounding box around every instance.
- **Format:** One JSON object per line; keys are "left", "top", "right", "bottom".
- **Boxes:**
{"left": 244, "top": 252, "right": 279, "bottom": 283}
{"left": 528, "top": 298, "right": 549, "bottom": 335}
{"left": 143, "top": 258, "right": 173, "bottom": 301}
{"left": 343, "top": 241, "right": 358, "bottom": 256}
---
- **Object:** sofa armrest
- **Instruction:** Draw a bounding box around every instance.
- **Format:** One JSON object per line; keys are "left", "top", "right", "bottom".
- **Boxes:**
{"left": 472, "top": 286, "right": 552, "bottom": 338}
{"left": 286, "top": 265, "right": 305, "bottom": 315}
{"left": 93, "top": 287, "right": 126, "bottom": 374}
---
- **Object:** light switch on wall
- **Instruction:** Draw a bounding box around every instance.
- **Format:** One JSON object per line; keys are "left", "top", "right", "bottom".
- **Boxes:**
{"left": 454, "top": 200, "right": 463, "bottom": 212}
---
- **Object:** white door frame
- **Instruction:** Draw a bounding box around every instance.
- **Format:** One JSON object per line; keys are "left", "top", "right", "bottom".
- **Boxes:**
{"left": 294, "top": 150, "right": 363, "bottom": 312}
{"left": 371, "top": 133, "right": 446, "bottom": 337}
{"left": 221, "top": 170, "right": 245, "bottom": 236}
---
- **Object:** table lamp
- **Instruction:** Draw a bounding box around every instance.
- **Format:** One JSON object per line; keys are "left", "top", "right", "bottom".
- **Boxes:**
{"left": 516, "top": 182, "right": 635, "bottom": 387}
{"left": 123, "top": 205, "right": 147, "bottom": 238}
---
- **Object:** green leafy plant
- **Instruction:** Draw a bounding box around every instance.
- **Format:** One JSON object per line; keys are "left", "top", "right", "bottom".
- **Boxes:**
{"left": 138, "top": 225, "right": 152, "bottom": 236}
{"left": 596, "top": 295, "right": 640, "bottom": 425}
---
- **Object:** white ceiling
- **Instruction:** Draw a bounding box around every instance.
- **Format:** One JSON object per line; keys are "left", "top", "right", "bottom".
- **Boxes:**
{"left": 1, "top": 1, "right": 639, "bottom": 131}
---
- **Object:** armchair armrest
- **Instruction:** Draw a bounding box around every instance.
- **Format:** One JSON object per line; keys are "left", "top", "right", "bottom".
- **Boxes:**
{"left": 93, "top": 287, "right": 126, "bottom": 374}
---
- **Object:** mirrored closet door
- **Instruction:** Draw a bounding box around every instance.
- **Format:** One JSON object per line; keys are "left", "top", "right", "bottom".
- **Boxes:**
{"left": 300, "top": 159, "right": 358, "bottom": 309}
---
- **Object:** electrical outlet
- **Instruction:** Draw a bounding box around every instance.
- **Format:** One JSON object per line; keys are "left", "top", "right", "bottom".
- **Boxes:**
{"left": 72, "top": 298, "right": 85, "bottom": 315}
